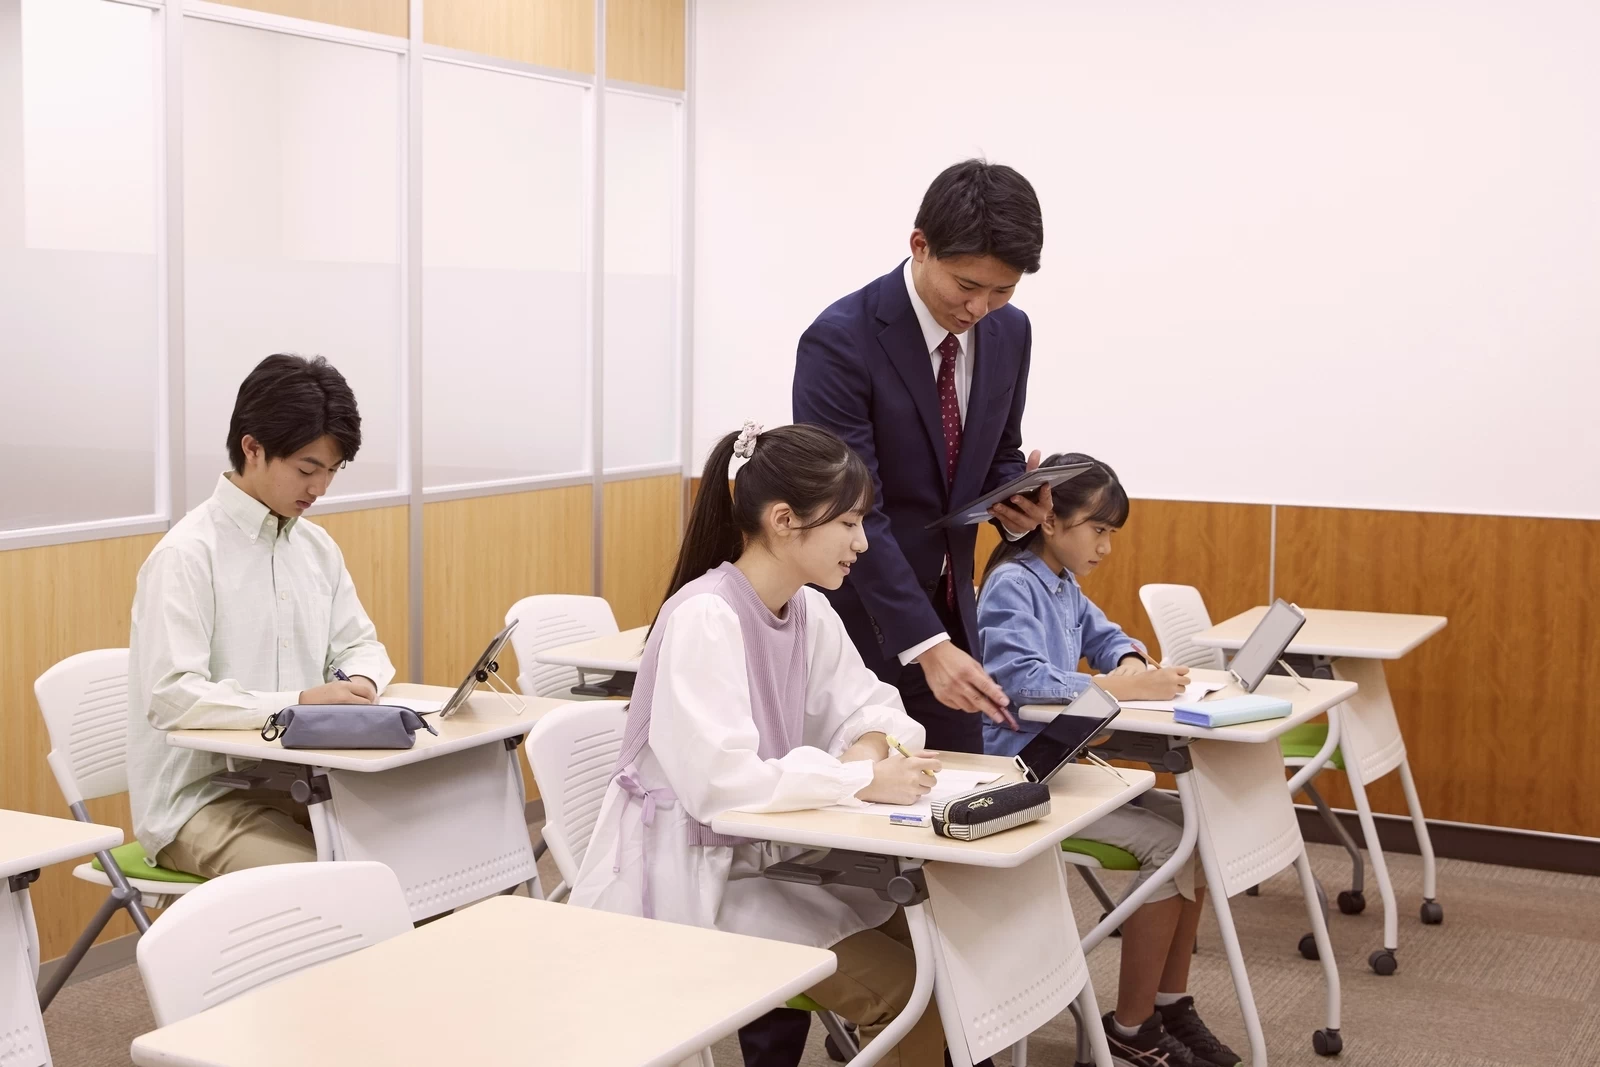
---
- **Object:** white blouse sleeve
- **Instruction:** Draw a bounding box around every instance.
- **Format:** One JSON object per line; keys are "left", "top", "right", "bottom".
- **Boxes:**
{"left": 802, "top": 589, "right": 928, "bottom": 756}
{"left": 649, "top": 594, "right": 874, "bottom": 823}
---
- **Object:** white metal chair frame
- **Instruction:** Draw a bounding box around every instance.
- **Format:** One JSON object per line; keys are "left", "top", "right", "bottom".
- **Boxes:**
{"left": 33, "top": 648, "right": 182, "bottom": 1008}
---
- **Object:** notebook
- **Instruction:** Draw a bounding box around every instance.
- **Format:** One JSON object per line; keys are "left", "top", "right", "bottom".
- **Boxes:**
{"left": 1119, "top": 679, "right": 1228, "bottom": 712}
{"left": 1172, "top": 694, "right": 1292, "bottom": 728}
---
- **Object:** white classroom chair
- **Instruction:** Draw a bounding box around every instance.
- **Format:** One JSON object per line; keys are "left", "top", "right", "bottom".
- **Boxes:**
{"left": 525, "top": 703, "right": 860, "bottom": 1061}
{"left": 504, "top": 594, "right": 621, "bottom": 697}
{"left": 1138, "top": 585, "right": 1369, "bottom": 929}
{"left": 33, "top": 649, "right": 206, "bottom": 1008}
{"left": 136, "top": 861, "right": 412, "bottom": 1027}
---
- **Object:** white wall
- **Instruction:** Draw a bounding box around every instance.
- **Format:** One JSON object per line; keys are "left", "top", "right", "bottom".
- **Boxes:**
{"left": 694, "top": 0, "right": 1600, "bottom": 518}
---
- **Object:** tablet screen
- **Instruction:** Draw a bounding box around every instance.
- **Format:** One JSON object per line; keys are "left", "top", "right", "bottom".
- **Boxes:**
{"left": 1015, "top": 685, "right": 1121, "bottom": 784}
{"left": 1228, "top": 599, "right": 1307, "bottom": 693}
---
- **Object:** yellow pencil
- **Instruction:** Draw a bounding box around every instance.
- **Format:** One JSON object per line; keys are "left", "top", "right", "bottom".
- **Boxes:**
{"left": 884, "top": 733, "right": 917, "bottom": 760}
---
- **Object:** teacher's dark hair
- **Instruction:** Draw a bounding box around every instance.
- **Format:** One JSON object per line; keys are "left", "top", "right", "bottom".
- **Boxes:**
{"left": 981, "top": 453, "right": 1130, "bottom": 585}
{"left": 915, "top": 159, "right": 1044, "bottom": 274}
{"left": 660, "top": 424, "right": 874, "bottom": 615}
{"left": 227, "top": 354, "right": 362, "bottom": 473}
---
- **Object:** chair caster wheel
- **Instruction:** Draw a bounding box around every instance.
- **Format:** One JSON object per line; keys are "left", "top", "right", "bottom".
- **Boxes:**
{"left": 1299, "top": 933, "right": 1319, "bottom": 960}
{"left": 1337, "top": 889, "right": 1366, "bottom": 915}
{"left": 1103, "top": 912, "right": 1121, "bottom": 937}
{"left": 1369, "top": 948, "right": 1398, "bottom": 975}
{"left": 1420, "top": 899, "right": 1443, "bottom": 925}
{"left": 1246, "top": 884, "right": 1260, "bottom": 896}
{"left": 1313, "top": 1028, "right": 1343, "bottom": 1055}
{"left": 824, "top": 1034, "right": 848, "bottom": 1062}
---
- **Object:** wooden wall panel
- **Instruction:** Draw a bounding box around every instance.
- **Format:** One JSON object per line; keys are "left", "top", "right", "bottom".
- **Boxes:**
{"left": 602, "top": 474, "right": 682, "bottom": 630}
{"left": 314, "top": 506, "right": 410, "bottom": 680}
{"left": 975, "top": 500, "right": 1272, "bottom": 655}
{"left": 1276, "top": 507, "right": 1600, "bottom": 836}
{"left": 424, "top": 0, "right": 594, "bottom": 74}
{"left": 0, "top": 533, "right": 159, "bottom": 961}
{"left": 606, "top": 0, "right": 685, "bottom": 90}
{"left": 210, "top": 0, "right": 407, "bottom": 37}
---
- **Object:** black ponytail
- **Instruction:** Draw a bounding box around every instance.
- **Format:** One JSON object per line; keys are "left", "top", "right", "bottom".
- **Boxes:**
{"left": 980, "top": 453, "right": 1131, "bottom": 586}
{"left": 660, "top": 423, "right": 874, "bottom": 614}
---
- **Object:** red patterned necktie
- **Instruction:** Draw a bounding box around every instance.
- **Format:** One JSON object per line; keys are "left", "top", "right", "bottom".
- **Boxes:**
{"left": 936, "top": 333, "right": 963, "bottom": 611}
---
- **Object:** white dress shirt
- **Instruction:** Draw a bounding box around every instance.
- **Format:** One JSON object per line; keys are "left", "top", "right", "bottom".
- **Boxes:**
{"left": 571, "top": 588, "right": 924, "bottom": 949}
{"left": 898, "top": 260, "right": 1024, "bottom": 666}
{"left": 127, "top": 473, "right": 395, "bottom": 861}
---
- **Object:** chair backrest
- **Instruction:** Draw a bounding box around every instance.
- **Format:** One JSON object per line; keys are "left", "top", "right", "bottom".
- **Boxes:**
{"left": 34, "top": 648, "right": 132, "bottom": 807}
{"left": 524, "top": 701, "right": 629, "bottom": 885}
{"left": 504, "top": 594, "right": 621, "bottom": 697}
{"left": 1138, "top": 584, "right": 1227, "bottom": 670}
{"left": 136, "top": 861, "right": 412, "bottom": 1027}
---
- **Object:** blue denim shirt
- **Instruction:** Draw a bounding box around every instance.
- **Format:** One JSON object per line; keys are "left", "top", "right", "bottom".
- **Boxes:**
{"left": 977, "top": 551, "right": 1146, "bottom": 757}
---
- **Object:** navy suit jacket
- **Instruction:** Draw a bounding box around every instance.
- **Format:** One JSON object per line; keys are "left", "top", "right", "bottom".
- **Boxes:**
{"left": 793, "top": 261, "right": 1031, "bottom": 682}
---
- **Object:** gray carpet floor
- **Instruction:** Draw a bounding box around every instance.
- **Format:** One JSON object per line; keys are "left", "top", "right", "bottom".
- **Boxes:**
{"left": 42, "top": 839, "right": 1600, "bottom": 1066}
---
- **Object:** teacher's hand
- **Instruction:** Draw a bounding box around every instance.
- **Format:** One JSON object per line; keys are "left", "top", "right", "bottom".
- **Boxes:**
{"left": 988, "top": 449, "right": 1053, "bottom": 534}
{"left": 916, "top": 641, "right": 1018, "bottom": 729}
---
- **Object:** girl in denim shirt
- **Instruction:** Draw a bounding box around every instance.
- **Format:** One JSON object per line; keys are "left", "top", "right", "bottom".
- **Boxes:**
{"left": 977, "top": 453, "right": 1239, "bottom": 1067}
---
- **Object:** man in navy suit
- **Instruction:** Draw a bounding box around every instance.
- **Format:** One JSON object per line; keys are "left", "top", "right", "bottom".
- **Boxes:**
{"left": 793, "top": 158, "right": 1051, "bottom": 754}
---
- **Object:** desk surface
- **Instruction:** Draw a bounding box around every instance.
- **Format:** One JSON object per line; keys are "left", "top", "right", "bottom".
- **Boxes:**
{"left": 534, "top": 626, "right": 649, "bottom": 672}
{"left": 1194, "top": 606, "right": 1447, "bottom": 659}
{"left": 712, "top": 751, "right": 1153, "bottom": 868}
{"left": 166, "top": 684, "right": 581, "bottom": 772}
{"left": 129, "top": 895, "right": 834, "bottom": 1067}
{"left": 1021, "top": 668, "right": 1357, "bottom": 743}
{"left": 0, "top": 809, "right": 123, "bottom": 879}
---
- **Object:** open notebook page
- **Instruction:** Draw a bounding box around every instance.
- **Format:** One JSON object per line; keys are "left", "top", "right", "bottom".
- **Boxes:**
{"left": 821, "top": 767, "right": 1005, "bottom": 821}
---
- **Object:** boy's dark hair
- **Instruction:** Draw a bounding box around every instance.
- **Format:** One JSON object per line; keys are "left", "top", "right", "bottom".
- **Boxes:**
{"left": 658, "top": 424, "right": 873, "bottom": 622}
{"left": 914, "top": 159, "right": 1044, "bottom": 274}
{"left": 227, "top": 354, "right": 362, "bottom": 472}
{"left": 981, "top": 453, "right": 1130, "bottom": 585}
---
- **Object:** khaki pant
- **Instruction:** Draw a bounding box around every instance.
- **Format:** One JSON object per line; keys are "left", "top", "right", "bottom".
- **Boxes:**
{"left": 805, "top": 910, "right": 946, "bottom": 1067}
{"left": 158, "top": 786, "right": 317, "bottom": 879}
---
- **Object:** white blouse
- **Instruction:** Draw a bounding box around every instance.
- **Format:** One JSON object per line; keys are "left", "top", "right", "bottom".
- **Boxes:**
{"left": 570, "top": 587, "right": 925, "bottom": 949}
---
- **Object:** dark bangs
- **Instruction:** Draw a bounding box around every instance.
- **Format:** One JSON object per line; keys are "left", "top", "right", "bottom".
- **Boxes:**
{"left": 799, "top": 447, "right": 874, "bottom": 529}
{"left": 1082, "top": 481, "right": 1130, "bottom": 529}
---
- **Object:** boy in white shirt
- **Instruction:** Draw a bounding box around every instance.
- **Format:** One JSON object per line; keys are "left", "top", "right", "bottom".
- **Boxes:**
{"left": 127, "top": 354, "right": 394, "bottom": 878}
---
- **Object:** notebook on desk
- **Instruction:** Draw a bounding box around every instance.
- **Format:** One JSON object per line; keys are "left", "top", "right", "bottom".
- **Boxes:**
{"left": 1171, "top": 694, "right": 1291, "bottom": 728}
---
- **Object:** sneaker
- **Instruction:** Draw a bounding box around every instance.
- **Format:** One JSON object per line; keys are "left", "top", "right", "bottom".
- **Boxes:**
{"left": 1102, "top": 1011, "right": 1198, "bottom": 1067}
{"left": 1158, "top": 997, "right": 1241, "bottom": 1067}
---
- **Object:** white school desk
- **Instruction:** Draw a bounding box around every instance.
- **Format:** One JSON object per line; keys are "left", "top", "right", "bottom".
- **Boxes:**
{"left": 129, "top": 894, "right": 835, "bottom": 1067}
{"left": 1022, "top": 669, "right": 1358, "bottom": 1065}
{"left": 1194, "top": 607, "right": 1448, "bottom": 973}
{"left": 714, "top": 752, "right": 1155, "bottom": 1067}
{"left": 534, "top": 625, "right": 648, "bottom": 697}
{"left": 2, "top": 809, "right": 124, "bottom": 1067}
{"left": 167, "top": 684, "right": 579, "bottom": 921}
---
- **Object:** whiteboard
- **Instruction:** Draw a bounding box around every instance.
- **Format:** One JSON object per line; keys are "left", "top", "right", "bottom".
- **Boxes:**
{"left": 693, "top": 0, "right": 1600, "bottom": 518}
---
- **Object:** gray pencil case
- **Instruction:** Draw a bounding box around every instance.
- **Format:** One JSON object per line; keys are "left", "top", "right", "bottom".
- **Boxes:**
{"left": 261, "top": 705, "right": 439, "bottom": 749}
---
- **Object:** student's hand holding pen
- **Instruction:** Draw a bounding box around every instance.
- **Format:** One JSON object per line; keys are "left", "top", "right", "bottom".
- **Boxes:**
{"left": 855, "top": 733, "right": 942, "bottom": 805}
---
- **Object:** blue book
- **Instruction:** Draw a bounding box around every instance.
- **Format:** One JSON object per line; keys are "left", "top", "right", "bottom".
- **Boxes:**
{"left": 1172, "top": 694, "right": 1292, "bottom": 728}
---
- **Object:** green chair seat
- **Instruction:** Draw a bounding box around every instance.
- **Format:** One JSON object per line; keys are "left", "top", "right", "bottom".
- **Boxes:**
{"left": 786, "top": 994, "right": 826, "bottom": 1013}
{"left": 1279, "top": 723, "right": 1345, "bottom": 771}
{"left": 1060, "top": 837, "right": 1140, "bottom": 871}
{"left": 89, "top": 841, "right": 207, "bottom": 885}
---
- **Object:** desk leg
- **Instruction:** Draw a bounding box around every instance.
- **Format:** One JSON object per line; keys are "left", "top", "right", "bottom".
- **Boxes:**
{"left": 307, "top": 788, "right": 336, "bottom": 863}
{"left": 1177, "top": 773, "right": 1270, "bottom": 1067}
{"left": 1081, "top": 794, "right": 1199, "bottom": 955}
{"left": 2, "top": 883, "right": 48, "bottom": 1067}
{"left": 844, "top": 900, "right": 939, "bottom": 1067}
{"left": 1073, "top": 978, "right": 1113, "bottom": 1067}
{"left": 1295, "top": 848, "right": 1343, "bottom": 1054}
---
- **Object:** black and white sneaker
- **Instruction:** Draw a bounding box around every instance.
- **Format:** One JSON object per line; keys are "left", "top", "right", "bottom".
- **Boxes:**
{"left": 1158, "top": 997, "right": 1241, "bottom": 1067}
{"left": 1102, "top": 1011, "right": 1198, "bottom": 1067}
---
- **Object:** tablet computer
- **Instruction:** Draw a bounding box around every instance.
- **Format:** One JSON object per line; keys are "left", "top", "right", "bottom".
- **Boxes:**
{"left": 1014, "top": 683, "right": 1122, "bottom": 784}
{"left": 924, "top": 462, "right": 1093, "bottom": 530}
{"left": 1227, "top": 599, "right": 1307, "bottom": 693}
{"left": 436, "top": 619, "right": 519, "bottom": 719}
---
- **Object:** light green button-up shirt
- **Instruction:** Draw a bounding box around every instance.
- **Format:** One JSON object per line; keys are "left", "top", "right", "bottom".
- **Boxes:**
{"left": 127, "top": 473, "right": 395, "bottom": 861}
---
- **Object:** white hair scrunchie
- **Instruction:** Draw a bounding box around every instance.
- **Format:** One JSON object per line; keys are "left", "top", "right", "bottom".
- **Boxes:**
{"left": 732, "top": 420, "right": 763, "bottom": 460}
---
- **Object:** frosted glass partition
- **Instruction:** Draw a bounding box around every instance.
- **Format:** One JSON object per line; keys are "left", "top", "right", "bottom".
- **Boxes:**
{"left": 422, "top": 60, "right": 589, "bottom": 489}
{"left": 603, "top": 90, "right": 680, "bottom": 471}
{"left": 183, "top": 17, "right": 403, "bottom": 509}
{"left": 0, "top": 0, "right": 160, "bottom": 531}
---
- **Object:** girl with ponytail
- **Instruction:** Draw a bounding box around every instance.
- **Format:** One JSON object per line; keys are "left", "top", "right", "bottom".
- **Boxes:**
{"left": 571, "top": 421, "right": 946, "bottom": 1066}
